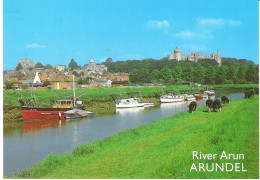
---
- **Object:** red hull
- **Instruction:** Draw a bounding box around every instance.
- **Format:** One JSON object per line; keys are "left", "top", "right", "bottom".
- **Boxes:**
{"left": 22, "top": 109, "right": 67, "bottom": 121}
{"left": 194, "top": 96, "right": 203, "bottom": 100}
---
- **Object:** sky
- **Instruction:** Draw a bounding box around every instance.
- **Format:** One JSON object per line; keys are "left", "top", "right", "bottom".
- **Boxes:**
{"left": 3, "top": 0, "right": 259, "bottom": 70}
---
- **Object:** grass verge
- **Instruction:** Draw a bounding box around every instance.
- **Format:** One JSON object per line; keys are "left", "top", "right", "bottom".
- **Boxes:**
{"left": 11, "top": 95, "right": 259, "bottom": 179}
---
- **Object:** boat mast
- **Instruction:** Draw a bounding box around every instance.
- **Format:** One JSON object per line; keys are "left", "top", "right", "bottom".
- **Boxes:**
{"left": 73, "top": 75, "right": 76, "bottom": 108}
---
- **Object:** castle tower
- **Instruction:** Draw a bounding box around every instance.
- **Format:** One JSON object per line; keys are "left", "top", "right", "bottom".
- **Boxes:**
{"left": 174, "top": 46, "right": 182, "bottom": 61}
{"left": 89, "top": 59, "right": 96, "bottom": 70}
{"left": 217, "top": 50, "right": 222, "bottom": 66}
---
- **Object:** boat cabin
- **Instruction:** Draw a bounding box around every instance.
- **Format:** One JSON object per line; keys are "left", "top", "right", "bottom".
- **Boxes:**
{"left": 51, "top": 100, "right": 74, "bottom": 108}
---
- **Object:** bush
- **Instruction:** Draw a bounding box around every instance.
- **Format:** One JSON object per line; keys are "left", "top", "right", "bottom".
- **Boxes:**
{"left": 73, "top": 143, "right": 95, "bottom": 156}
{"left": 22, "top": 84, "right": 29, "bottom": 90}
{"left": 42, "top": 81, "right": 51, "bottom": 87}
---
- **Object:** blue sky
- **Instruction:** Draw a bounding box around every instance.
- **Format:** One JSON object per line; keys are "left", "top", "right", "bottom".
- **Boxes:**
{"left": 3, "top": 0, "right": 259, "bottom": 70}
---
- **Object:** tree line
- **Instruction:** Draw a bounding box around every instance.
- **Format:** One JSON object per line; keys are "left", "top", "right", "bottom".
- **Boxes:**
{"left": 108, "top": 57, "right": 258, "bottom": 84}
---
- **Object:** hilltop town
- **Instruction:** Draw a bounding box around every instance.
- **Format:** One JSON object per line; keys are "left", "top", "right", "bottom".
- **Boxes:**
{"left": 3, "top": 57, "right": 129, "bottom": 90}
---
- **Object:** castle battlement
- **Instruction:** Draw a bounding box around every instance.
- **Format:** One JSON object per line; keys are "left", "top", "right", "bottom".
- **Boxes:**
{"left": 168, "top": 47, "right": 222, "bottom": 66}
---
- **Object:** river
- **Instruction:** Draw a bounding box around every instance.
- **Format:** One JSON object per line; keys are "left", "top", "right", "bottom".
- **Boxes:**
{"left": 3, "top": 89, "right": 244, "bottom": 176}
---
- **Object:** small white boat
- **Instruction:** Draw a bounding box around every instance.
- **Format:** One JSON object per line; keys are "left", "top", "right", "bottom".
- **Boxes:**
{"left": 160, "top": 94, "right": 185, "bottom": 103}
{"left": 204, "top": 90, "right": 215, "bottom": 96}
{"left": 116, "top": 98, "right": 145, "bottom": 108}
{"left": 65, "top": 109, "right": 95, "bottom": 119}
{"left": 143, "top": 101, "right": 155, "bottom": 107}
{"left": 184, "top": 94, "right": 196, "bottom": 101}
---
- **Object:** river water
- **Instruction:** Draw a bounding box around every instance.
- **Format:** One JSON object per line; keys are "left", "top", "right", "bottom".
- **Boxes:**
{"left": 3, "top": 90, "right": 244, "bottom": 175}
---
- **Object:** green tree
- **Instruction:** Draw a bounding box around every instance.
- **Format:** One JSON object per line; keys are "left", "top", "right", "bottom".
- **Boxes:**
{"left": 245, "top": 65, "right": 258, "bottom": 83}
{"left": 45, "top": 64, "right": 53, "bottom": 69}
{"left": 204, "top": 66, "right": 217, "bottom": 84}
{"left": 69, "top": 59, "right": 79, "bottom": 70}
{"left": 160, "top": 66, "right": 172, "bottom": 83}
{"left": 193, "top": 64, "right": 206, "bottom": 84}
{"left": 102, "top": 57, "right": 113, "bottom": 67}
{"left": 4, "top": 81, "right": 14, "bottom": 89}
{"left": 78, "top": 77, "right": 91, "bottom": 85}
{"left": 22, "top": 84, "right": 29, "bottom": 90}
{"left": 237, "top": 65, "right": 248, "bottom": 83}
{"left": 151, "top": 69, "right": 161, "bottom": 82}
{"left": 129, "top": 68, "right": 151, "bottom": 83}
{"left": 181, "top": 64, "right": 194, "bottom": 82}
{"left": 42, "top": 81, "right": 51, "bottom": 87}
{"left": 15, "top": 63, "right": 23, "bottom": 71}
{"left": 226, "top": 66, "right": 238, "bottom": 84}
{"left": 215, "top": 66, "right": 227, "bottom": 84}
{"left": 172, "top": 65, "right": 183, "bottom": 82}
{"left": 72, "top": 71, "right": 79, "bottom": 77}
{"left": 35, "top": 62, "right": 44, "bottom": 68}
{"left": 79, "top": 72, "right": 84, "bottom": 77}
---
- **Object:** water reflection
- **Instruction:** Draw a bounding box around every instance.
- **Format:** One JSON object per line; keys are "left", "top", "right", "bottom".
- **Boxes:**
{"left": 22, "top": 119, "right": 66, "bottom": 133}
{"left": 116, "top": 107, "right": 144, "bottom": 115}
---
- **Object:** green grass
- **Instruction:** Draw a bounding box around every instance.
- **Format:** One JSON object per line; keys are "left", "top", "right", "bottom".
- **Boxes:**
{"left": 4, "top": 84, "right": 258, "bottom": 107}
{"left": 211, "top": 84, "right": 259, "bottom": 90}
{"left": 12, "top": 96, "right": 259, "bottom": 179}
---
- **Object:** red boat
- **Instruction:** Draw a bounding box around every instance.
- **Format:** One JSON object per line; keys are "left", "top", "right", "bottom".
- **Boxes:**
{"left": 194, "top": 94, "right": 203, "bottom": 100}
{"left": 18, "top": 99, "right": 74, "bottom": 121}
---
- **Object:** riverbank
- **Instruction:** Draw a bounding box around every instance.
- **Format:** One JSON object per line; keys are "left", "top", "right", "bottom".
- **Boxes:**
{"left": 3, "top": 84, "right": 258, "bottom": 122}
{"left": 12, "top": 95, "right": 259, "bottom": 179}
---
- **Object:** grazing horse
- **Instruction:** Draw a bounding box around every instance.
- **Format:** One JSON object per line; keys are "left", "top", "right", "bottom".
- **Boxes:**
{"left": 245, "top": 91, "right": 254, "bottom": 99}
{"left": 188, "top": 101, "right": 197, "bottom": 113}
{"left": 221, "top": 96, "right": 230, "bottom": 104}
{"left": 206, "top": 99, "right": 214, "bottom": 112}
{"left": 212, "top": 99, "right": 221, "bottom": 112}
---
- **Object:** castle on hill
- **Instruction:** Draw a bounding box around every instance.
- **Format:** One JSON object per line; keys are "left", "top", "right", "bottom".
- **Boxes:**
{"left": 168, "top": 46, "right": 222, "bottom": 66}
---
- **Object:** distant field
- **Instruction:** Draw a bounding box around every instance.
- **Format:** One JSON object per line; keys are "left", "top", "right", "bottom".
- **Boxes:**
{"left": 12, "top": 95, "right": 259, "bottom": 179}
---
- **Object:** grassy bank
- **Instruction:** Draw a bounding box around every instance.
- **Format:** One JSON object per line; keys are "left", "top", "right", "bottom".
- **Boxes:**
{"left": 3, "top": 84, "right": 258, "bottom": 121}
{"left": 13, "top": 96, "right": 259, "bottom": 179}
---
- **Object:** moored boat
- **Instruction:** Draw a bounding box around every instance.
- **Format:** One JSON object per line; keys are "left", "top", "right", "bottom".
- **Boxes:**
{"left": 64, "top": 75, "right": 95, "bottom": 119}
{"left": 184, "top": 94, "right": 196, "bottom": 101}
{"left": 194, "top": 94, "right": 203, "bottom": 100}
{"left": 143, "top": 101, "right": 155, "bottom": 107}
{"left": 18, "top": 99, "right": 74, "bottom": 121}
{"left": 115, "top": 98, "right": 145, "bottom": 108}
{"left": 65, "top": 109, "right": 95, "bottom": 119}
{"left": 160, "top": 94, "right": 185, "bottom": 103}
{"left": 204, "top": 90, "right": 215, "bottom": 96}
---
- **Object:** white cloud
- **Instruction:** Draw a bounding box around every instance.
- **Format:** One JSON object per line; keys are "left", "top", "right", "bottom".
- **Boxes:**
{"left": 198, "top": 18, "right": 241, "bottom": 27}
{"left": 175, "top": 31, "right": 214, "bottom": 40}
{"left": 147, "top": 20, "right": 170, "bottom": 29}
{"left": 228, "top": 19, "right": 242, "bottom": 26}
{"left": 26, "top": 43, "right": 46, "bottom": 48}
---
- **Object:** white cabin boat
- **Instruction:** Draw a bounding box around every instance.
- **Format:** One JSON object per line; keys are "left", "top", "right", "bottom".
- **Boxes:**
{"left": 204, "top": 90, "right": 215, "bottom": 96}
{"left": 184, "top": 94, "right": 196, "bottom": 101}
{"left": 160, "top": 94, "right": 185, "bottom": 103}
{"left": 115, "top": 98, "right": 145, "bottom": 108}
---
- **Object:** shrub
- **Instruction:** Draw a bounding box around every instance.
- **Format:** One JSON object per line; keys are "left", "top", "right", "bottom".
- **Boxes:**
{"left": 73, "top": 143, "right": 95, "bottom": 156}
